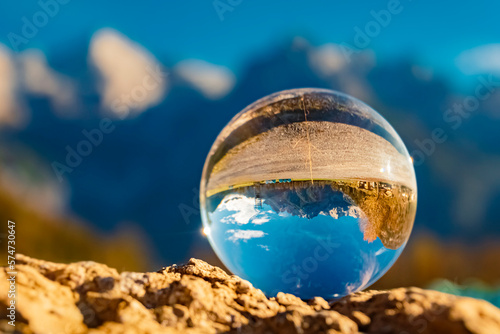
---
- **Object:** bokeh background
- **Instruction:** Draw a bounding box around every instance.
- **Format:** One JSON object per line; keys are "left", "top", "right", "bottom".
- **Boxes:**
{"left": 1, "top": 0, "right": 499, "bottom": 306}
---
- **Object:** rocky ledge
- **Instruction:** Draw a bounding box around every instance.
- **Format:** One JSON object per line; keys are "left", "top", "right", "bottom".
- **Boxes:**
{"left": 1, "top": 255, "right": 500, "bottom": 334}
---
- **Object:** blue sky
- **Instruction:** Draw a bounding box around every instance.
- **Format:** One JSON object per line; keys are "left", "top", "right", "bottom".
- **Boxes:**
{"left": 0, "top": 0, "right": 498, "bottom": 80}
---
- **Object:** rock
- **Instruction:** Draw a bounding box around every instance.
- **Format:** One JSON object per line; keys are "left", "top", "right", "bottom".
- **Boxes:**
{"left": 0, "top": 264, "right": 86, "bottom": 334}
{"left": 331, "top": 287, "right": 500, "bottom": 334}
{"left": 0, "top": 254, "right": 499, "bottom": 334}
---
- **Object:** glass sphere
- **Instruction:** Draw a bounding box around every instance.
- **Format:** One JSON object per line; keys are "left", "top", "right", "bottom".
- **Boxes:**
{"left": 200, "top": 88, "right": 417, "bottom": 299}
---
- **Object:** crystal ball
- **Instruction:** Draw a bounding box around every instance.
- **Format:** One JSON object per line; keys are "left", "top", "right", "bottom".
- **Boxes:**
{"left": 200, "top": 88, "right": 417, "bottom": 299}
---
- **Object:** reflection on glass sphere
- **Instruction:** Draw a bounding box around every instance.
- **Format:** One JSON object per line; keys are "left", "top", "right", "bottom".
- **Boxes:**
{"left": 200, "top": 88, "right": 417, "bottom": 299}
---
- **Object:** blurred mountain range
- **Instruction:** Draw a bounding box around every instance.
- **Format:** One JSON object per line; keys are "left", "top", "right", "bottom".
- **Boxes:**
{"left": 1, "top": 29, "right": 500, "bottom": 272}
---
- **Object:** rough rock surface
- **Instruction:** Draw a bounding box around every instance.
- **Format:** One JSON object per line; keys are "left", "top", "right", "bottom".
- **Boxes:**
{"left": 1, "top": 255, "right": 499, "bottom": 333}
